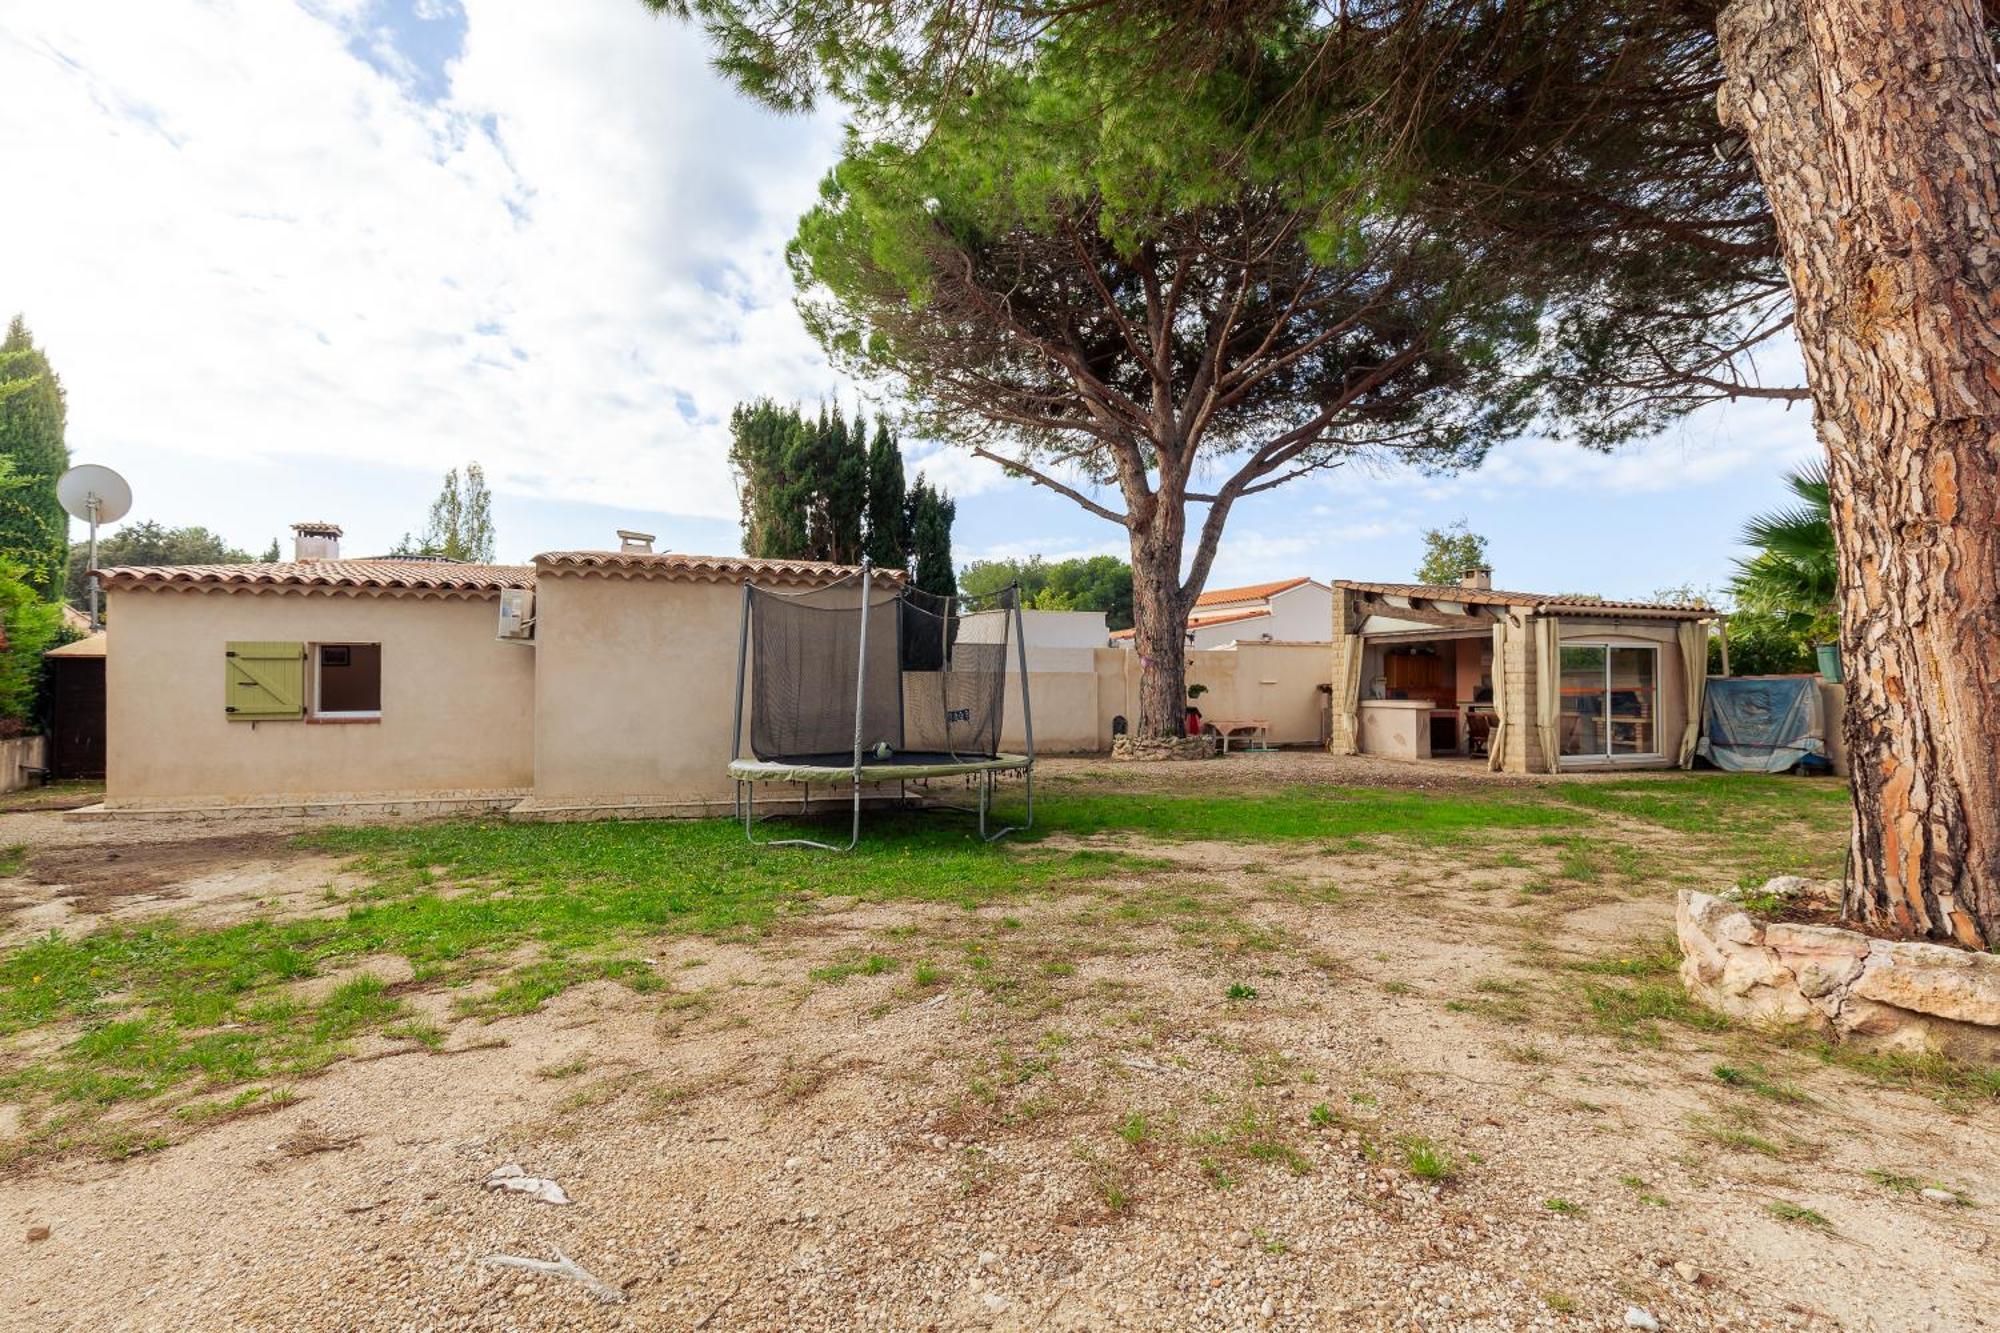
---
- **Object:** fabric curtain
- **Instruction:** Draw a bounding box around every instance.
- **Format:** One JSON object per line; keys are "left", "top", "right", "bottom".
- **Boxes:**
{"left": 1534, "top": 616, "right": 1562, "bottom": 774}
{"left": 1676, "top": 620, "right": 1709, "bottom": 769}
{"left": 1335, "top": 632, "right": 1366, "bottom": 755}
{"left": 1487, "top": 620, "right": 1508, "bottom": 771}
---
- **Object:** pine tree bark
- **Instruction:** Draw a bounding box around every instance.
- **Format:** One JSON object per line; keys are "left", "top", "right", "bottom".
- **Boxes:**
{"left": 1129, "top": 501, "right": 1193, "bottom": 740}
{"left": 1717, "top": 0, "right": 2000, "bottom": 947}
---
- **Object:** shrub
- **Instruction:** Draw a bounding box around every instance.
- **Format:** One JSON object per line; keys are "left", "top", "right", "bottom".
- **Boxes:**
{"left": 0, "top": 558, "right": 65, "bottom": 730}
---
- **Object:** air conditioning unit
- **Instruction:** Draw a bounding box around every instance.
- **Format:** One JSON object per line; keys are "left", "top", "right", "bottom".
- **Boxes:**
{"left": 497, "top": 587, "right": 535, "bottom": 641}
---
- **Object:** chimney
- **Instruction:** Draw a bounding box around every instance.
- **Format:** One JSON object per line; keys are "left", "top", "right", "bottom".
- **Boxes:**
{"left": 617, "top": 529, "right": 656, "bottom": 554}
{"left": 1459, "top": 564, "right": 1493, "bottom": 591}
{"left": 292, "top": 521, "right": 343, "bottom": 562}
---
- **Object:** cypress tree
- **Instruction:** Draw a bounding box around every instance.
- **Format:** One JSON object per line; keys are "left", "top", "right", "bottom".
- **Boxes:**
{"left": 906, "top": 476, "right": 956, "bottom": 600}
{"left": 828, "top": 407, "right": 870, "bottom": 565}
{"left": 731, "top": 399, "right": 882, "bottom": 563}
{"left": 863, "top": 417, "right": 907, "bottom": 569}
{"left": 0, "top": 317, "right": 72, "bottom": 598}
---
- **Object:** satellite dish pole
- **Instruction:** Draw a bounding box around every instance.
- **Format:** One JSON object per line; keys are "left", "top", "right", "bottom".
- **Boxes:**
{"left": 56, "top": 465, "right": 133, "bottom": 631}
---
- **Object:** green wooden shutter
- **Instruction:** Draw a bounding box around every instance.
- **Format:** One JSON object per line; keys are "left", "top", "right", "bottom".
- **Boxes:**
{"left": 225, "top": 641, "right": 305, "bottom": 720}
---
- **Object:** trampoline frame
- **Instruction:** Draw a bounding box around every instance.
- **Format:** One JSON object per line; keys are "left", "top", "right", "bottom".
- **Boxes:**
{"left": 728, "top": 559, "right": 1036, "bottom": 851}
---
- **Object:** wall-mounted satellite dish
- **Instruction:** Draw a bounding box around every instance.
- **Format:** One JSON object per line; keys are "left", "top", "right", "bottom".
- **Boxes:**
{"left": 58, "top": 464, "right": 133, "bottom": 629}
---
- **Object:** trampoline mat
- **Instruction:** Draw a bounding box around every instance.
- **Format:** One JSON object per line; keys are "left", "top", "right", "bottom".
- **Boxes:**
{"left": 729, "top": 753, "right": 1030, "bottom": 784}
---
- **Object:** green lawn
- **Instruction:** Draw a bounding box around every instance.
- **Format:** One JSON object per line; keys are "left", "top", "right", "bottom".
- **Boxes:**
{"left": 0, "top": 774, "right": 1855, "bottom": 1161}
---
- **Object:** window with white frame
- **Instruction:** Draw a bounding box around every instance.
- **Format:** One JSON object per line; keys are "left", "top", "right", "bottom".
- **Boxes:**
{"left": 313, "top": 643, "right": 382, "bottom": 718}
{"left": 1557, "top": 643, "right": 1658, "bottom": 759}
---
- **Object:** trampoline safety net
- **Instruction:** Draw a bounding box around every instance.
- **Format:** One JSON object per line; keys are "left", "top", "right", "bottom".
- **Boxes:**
{"left": 746, "top": 577, "right": 1016, "bottom": 766}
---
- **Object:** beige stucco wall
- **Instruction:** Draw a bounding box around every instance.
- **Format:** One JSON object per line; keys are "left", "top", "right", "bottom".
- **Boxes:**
{"left": 528, "top": 572, "right": 748, "bottom": 810}
{"left": 1007, "top": 672, "right": 1100, "bottom": 753}
{"left": 1358, "top": 700, "right": 1431, "bottom": 759}
{"left": 104, "top": 587, "right": 535, "bottom": 807}
{"left": 1092, "top": 642, "right": 1330, "bottom": 746}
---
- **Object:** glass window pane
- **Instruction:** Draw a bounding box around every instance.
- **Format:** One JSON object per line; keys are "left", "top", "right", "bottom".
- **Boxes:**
{"left": 1558, "top": 646, "right": 1605, "bottom": 757}
{"left": 1609, "top": 647, "right": 1656, "bottom": 755}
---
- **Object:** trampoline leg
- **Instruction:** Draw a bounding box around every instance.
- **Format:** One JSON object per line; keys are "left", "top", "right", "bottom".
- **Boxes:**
{"left": 980, "top": 763, "right": 1033, "bottom": 843}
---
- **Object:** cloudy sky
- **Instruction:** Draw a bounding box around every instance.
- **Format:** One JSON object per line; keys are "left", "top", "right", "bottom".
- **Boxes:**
{"left": 3, "top": 0, "right": 1817, "bottom": 597}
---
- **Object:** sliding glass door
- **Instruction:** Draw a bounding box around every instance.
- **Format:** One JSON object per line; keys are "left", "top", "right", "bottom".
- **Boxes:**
{"left": 1558, "top": 644, "right": 1658, "bottom": 759}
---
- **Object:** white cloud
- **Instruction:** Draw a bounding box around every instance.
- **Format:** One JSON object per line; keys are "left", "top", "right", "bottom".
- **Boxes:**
{"left": 0, "top": 0, "right": 844, "bottom": 523}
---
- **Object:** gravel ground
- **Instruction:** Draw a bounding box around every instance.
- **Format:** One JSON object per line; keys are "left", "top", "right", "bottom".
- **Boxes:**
{"left": 2, "top": 771, "right": 1994, "bottom": 1332}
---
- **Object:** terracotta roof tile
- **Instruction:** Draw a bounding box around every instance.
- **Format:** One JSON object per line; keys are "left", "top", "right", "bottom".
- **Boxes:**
{"left": 534, "top": 551, "right": 903, "bottom": 587}
{"left": 1335, "top": 579, "right": 1713, "bottom": 618}
{"left": 95, "top": 560, "right": 534, "bottom": 593}
{"left": 1110, "top": 607, "right": 1272, "bottom": 639}
{"left": 1194, "top": 577, "right": 1313, "bottom": 608}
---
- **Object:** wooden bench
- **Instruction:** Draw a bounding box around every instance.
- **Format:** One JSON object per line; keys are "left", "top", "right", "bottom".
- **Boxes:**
{"left": 1204, "top": 718, "right": 1271, "bottom": 754}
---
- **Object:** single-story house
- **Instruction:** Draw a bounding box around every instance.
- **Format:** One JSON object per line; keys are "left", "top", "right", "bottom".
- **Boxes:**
{"left": 1328, "top": 568, "right": 1714, "bottom": 773}
{"left": 93, "top": 523, "right": 877, "bottom": 819}
{"left": 1113, "top": 576, "right": 1333, "bottom": 648}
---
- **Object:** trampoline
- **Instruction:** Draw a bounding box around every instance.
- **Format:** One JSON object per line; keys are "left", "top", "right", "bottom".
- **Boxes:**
{"left": 727, "top": 560, "right": 1035, "bottom": 850}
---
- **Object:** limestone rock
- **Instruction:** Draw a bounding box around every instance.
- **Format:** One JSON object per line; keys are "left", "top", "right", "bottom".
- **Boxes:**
{"left": 1676, "top": 891, "right": 1822, "bottom": 1027}
{"left": 1765, "top": 923, "right": 1869, "bottom": 1000}
{"left": 1676, "top": 888, "right": 2000, "bottom": 1063}
{"left": 1110, "top": 734, "right": 1216, "bottom": 762}
{"left": 1851, "top": 940, "right": 2000, "bottom": 1027}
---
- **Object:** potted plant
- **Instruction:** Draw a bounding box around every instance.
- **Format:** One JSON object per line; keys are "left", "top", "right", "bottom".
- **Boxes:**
{"left": 1185, "top": 683, "right": 1208, "bottom": 737}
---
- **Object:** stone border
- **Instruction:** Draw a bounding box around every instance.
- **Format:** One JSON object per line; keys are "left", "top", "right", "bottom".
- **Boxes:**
{"left": 1677, "top": 888, "right": 2000, "bottom": 1062}
{"left": 1110, "top": 735, "right": 1217, "bottom": 762}
{"left": 68, "top": 790, "right": 529, "bottom": 822}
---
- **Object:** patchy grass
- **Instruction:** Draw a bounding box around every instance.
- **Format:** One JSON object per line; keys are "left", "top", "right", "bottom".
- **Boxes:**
{"left": 1619, "top": 1174, "right": 1670, "bottom": 1207}
{"left": 809, "top": 953, "right": 898, "bottom": 984}
{"left": 0, "top": 842, "right": 28, "bottom": 877}
{"left": 1040, "top": 788, "right": 1589, "bottom": 845}
{"left": 1713, "top": 1062, "right": 1813, "bottom": 1105}
{"left": 1767, "top": 1200, "right": 1831, "bottom": 1229}
{"left": 1398, "top": 1133, "right": 1460, "bottom": 1183}
{"left": 0, "top": 773, "right": 1861, "bottom": 1162}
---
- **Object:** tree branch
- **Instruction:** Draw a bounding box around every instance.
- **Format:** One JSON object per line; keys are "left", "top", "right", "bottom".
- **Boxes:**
{"left": 971, "top": 447, "right": 1131, "bottom": 526}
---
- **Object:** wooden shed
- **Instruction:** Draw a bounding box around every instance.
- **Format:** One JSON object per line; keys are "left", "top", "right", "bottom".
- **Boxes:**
{"left": 45, "top": 631, "right": 107, "bottom": 780}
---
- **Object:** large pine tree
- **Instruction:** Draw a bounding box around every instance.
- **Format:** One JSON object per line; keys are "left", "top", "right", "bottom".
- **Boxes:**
{"left": 0, "top": 317, "right": 72, "bottom": 598}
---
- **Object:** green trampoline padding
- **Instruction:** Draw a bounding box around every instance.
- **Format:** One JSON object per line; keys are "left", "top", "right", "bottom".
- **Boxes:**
{"left": 729, "top": 754, "right": 1031, "bottom": 784}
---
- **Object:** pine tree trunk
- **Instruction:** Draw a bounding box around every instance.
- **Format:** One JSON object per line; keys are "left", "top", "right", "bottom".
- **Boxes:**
{"left": 1718, "top": 0, "right": 2000, "bottom": 947}
{"left": 1129, "top": 516, "right": 1191, "bottom": 740}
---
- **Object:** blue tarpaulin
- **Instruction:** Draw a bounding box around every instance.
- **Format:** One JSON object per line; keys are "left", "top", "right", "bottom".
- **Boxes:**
{"left": 1697, "top": 676, "right": 1826, "bottom": 773}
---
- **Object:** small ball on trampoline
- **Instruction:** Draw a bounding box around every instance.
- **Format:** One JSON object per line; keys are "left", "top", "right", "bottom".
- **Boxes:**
{"left": 872, "top": 741, "right": 894, "bottom": 761}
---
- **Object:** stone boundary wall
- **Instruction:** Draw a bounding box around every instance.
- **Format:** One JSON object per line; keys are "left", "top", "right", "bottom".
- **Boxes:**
{"left": 1677, "top": 888, "right": 2000, "bottom": 1062}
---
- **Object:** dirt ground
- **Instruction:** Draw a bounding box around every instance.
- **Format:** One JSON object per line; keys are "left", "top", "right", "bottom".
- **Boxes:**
{"left": 0, "top": 756, "right": 1994, "bottom": 1332}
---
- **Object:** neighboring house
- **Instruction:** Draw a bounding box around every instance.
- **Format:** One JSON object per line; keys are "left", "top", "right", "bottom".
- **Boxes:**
{"left": 1328, "top": 568, "right": 1715, "bottom": 773}
{"left": 1012, "top": 609, "right": 1110, "bottom": 671}
{"left": 1112, "top": 576, "right": 1334, "bottom": 649}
